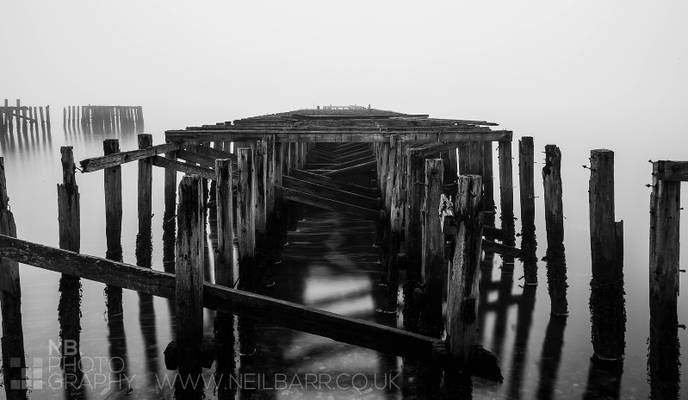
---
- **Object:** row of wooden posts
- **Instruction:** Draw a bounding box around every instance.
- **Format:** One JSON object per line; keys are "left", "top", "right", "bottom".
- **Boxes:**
{"left": 63, "top": 105, "right": 144, "bottom": 136}
{"left": 0, "top": 128, "right": 683, "bottom": 398}
{"left": 0, "top": 99, "right": 52, "bottom": 144}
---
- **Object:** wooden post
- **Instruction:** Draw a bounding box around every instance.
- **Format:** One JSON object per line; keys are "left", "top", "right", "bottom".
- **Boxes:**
{"left": 446, "top": 174, "right": 483, "bottom": 394}
{"left": 175, "top": 175, "right": 205, "bottom": 399}
{"left": 237, "top": 147, "right": 256, "bottom": 275}
{"left": 163, "top": 150, "right": 177, "bottom": 273}
{"left": 542, "top": 145, "right": 567, "bottom": 316}
{"left": 214, "top": 158, "right": 235, "bottom": 397}
{"left": 0, "top": 157, "right": 28, "bottom": 400}
{"left": 266, "top": 135, "right": 276, "bottom": 224}
{"left": 57, "top": 146, "right": 85, "bottom": 397}
{"left": 420, "top": 158, "right": 444, "bottom": 337}
{"left": 482, "top": 142, "right": 495, "bottom": 223}
{"left": 588, "top": 149, "right": 625, "bottom": 361}
{"left": 255, "top": 138, "right": 267, "bottom": 236}
{"left": 649, "top": 161, "right": 680, "bottom": 400}
{"left": 385, "top": 141, "right": 405, "bottom": 312}
{"left": 498, "top": 139, "right": 514, "bottom": 245}
{"left": 519, "top": 137, "right": 537, "bottom": 284}
{"left": 136, "top": 134, "right": 153, "bottom": 269}
{"left": 543, "top": 145, "right": 564, "bottom": 250}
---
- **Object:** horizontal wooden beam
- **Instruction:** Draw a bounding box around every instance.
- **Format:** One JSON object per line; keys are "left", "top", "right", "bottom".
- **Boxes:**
{"left": 653, "top": 160, "right": 688, "bottom": 182}
{"left": 80, "top": 143, "right": 181, "bottom": 172}
{"left": 283, "top": 176, "right": 379, "bottom": 209}
{"left": 276, "top": 186, "right": 380, "bottom": 220}
{"left": 0, "top": 234, "right": 438, "bottom": 361}
{"left": 185, "top": 144, "right": 237, "bottom": 161}
{"left": 165, "top": 130, "right": 512, "bottom": 144}
{"left": 151, "top": 156, "right": 215, "bottom": 179}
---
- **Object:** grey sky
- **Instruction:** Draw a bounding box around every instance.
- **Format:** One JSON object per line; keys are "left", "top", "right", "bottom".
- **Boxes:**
{"left": 1, "top": 0, "right": 686, "bottom": 149}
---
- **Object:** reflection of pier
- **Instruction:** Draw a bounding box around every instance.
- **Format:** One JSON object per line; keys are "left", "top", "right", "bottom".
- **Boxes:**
{"left": 63, "top": 105, "right": 144, "bottom": 141}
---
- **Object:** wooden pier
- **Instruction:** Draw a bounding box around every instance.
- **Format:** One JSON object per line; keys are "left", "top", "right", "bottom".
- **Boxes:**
{"left": 4, "top": 105, "right": 681, "bottom": 398}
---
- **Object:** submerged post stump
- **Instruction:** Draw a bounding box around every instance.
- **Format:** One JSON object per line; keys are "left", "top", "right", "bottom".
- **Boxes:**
{"left": 0, "top": 158, "right": 27, "bottom": 400}
{"left": 588, "top": 149, "right": 625, "bottom": 361}
{"left": 175, "top": 175, "right": 205, "bottom": 399}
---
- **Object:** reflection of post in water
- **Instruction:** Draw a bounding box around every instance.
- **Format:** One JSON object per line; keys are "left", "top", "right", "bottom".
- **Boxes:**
{"left": 56, "top": 147, "right": 86, "bottom": 398}
{"left": 648, "top": 162, "right": 681, "bottom": 400}
{"left": 583, "top": 356, "right": 623, "bottom": 400}
{"left": 536, "top": 313, "right": 567, "bottom": 400}
{"left": 507, "top": 283, "right": 537, "bottom": 400}
{"left": 139, "top": 294, "right": 160, "bottom": 389}
{"left": 103, "top": 139, "right": 130, "bottom": 394}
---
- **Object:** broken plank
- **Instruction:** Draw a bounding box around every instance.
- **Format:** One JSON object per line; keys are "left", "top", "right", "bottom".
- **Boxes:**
{"left": 322, "top": 160, "right": 376, "bottom": 177}
{"left": 482, "top": 239, "right": 522, "bottom": 258}
{"left": 275, "top": 186, "right": 380, "bottom": 220}
{"left": 80, "top": 142, "right": 181, "bottom": 172}
{"left": 151, "top": 156, "right": 215, "bottom": 179}
{"left": 283, "top": 176, "right": 379, "bottom": 209}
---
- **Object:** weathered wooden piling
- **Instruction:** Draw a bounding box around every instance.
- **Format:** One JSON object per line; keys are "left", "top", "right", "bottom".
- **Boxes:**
{"left": 446, "top": 174, "right": 484, "bottom": 394}
{"left": 542, "top": 145, "right": 564, "bottom": 251}
{"left": 498, "top": 139, "right": 515, "bottom": 245}
{"left": 542, "top": 144, "right": 567, "bottom": 316}
{"left": 0, "top": 158, "right": 27, "bottom": 400}
{"left": 163, "top": 150, "right": 177, "bottom": 272}
{"left": 588, "top": 149, "right": 625, "bottom": 361}
{"left": 518, "top": 137, "right": 537, "bottom": 284}
{"left": 137, "top": 134, "right": 153, "bottom": 269}
{"left": 57, "top": 146, "right": 85, "bottom": 397}
{"left": 420, "top": 158, "right": 444, "bottom": 336}
{"left": 648, "top": 160, "right": 681, "bottom": 400}
{"left": 175, "top": 175, "right": 205, "bottom": 399}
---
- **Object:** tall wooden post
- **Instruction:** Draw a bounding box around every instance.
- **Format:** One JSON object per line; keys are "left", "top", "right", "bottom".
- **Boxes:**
{"left": 255, "top": 138, "right": 267, "bottom": 237}
{"left": 542, "top": 145, "right": 567, "bottom": 316}
{"left": 175, "top": 175, "right": 204, "bottom": 400}
{"left": 420, "top": 158, "right": 444, "bottom": 337}
{"left": 446, "top": 174, "right": 483, "bottom": 396}
{"left": 214, "top": 159, "right": 235, "bottom": 398}
{"left": 498, "top": 139, "right": 514, "bottom": 245}
{"left": 648, "top": 161, "right": 680, "bottom": 400}
{"left": 588, "top": 149, "right": 625, "bottom": 361}
{"left": 0, "top": 158, "right": 27, "bottom": 400}
{"left": 237, "top": 147, "right": 256, "bottom": 355}
{"left": 137, "top": 134, "right": 153, "bottom": 269}
{"left": 519, "top": 137, "right": 537, "bottom": 284}
{"left": 163, "top": 150, "right": 177, "bottom": 273}
{"left": 57, "top": 146, "right": 85, "bottom": 397}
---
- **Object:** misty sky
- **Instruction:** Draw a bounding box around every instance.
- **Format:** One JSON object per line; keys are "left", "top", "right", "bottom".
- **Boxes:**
{"left": 1, "top": 0, "right": 686, "bottom": 155}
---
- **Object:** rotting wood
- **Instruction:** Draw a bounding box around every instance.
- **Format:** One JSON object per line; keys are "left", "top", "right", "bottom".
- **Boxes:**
{"left": 519, "top": 137, "right": 537, "bottom": 284}
{"left": 137, "top": 135, "right": 153, "bottom": 270}
{"left": 498, "top": 139, "right": 515, "bottom": 246}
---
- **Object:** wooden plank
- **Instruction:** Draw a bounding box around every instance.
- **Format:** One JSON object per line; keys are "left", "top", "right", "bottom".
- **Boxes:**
{"left": 481, "top": 239, "right": 521, "bottom": 258}
{"left": 151, "top": 156, "right": 215, "bottom": 180}
{"left": 276, "top": 186, "right": 380, "bottom": 220}
{"left": 177, "top": 149, "right": 215, "bottom": 168}
{"left": 0, "top": 234, "right": 503, "bottom": 370}
{"left": 80, "top": 142, "right": 181, "bottom": 172}
{"left": 283, "top": 176, "right": 379, "bottom": 210}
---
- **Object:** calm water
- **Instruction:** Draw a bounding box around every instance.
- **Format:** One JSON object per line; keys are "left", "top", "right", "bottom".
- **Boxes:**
{"left": 0, "top": 108, "right": 686, "bottom": 399}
